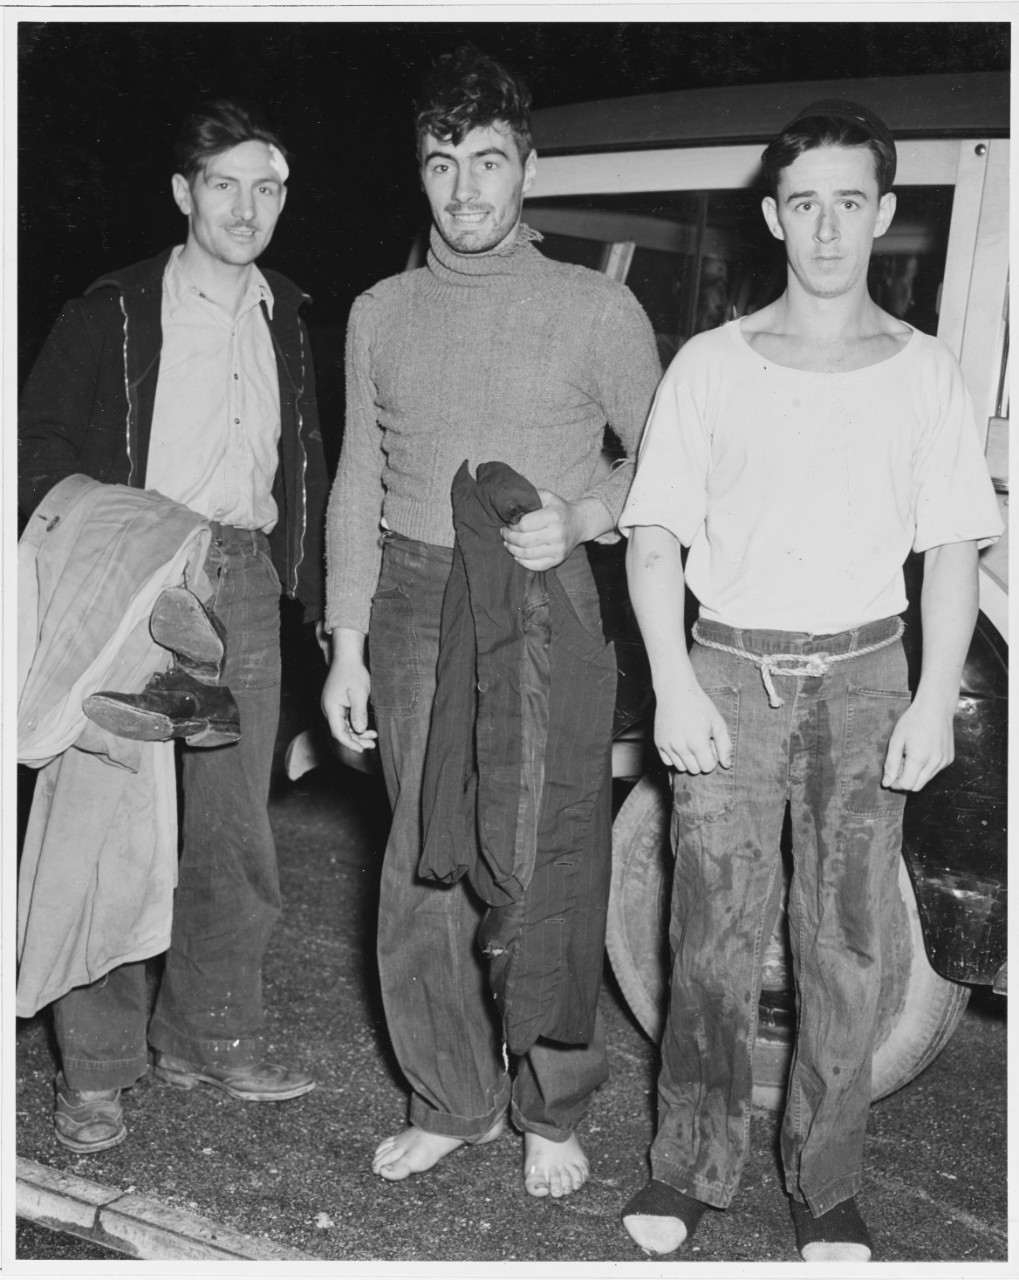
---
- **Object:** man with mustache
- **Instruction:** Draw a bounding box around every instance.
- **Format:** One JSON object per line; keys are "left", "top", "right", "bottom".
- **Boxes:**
{"left": 19, "top": 98, "right": 327, "bottom": 1151}
{"left": 322, "top": 47, "right": 660, "bottom": 1196}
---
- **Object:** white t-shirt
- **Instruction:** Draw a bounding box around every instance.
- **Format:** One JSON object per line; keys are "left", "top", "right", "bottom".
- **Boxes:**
{"left": 619, "top": 318, "right": 1003, "bottom": 633}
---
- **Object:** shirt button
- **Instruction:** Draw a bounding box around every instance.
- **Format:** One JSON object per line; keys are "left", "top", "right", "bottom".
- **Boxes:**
{"left": 234, "top": 418, "right": 240, "bottom": 425}
{"left": 234, "top": 373, "right": 239, "bottom": 381}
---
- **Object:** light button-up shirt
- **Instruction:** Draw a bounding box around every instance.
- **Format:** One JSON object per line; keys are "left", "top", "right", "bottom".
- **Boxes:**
{"left": 146, "top": 245, "right": 282, "bottom": 531}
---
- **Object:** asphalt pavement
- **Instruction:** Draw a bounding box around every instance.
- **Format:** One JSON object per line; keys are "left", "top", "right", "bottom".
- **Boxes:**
{"left": 14, "top": 743, "right": 1009, "bottom": 1273}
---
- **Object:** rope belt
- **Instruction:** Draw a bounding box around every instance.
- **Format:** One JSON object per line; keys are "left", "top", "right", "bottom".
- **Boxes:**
{"left": 691, "top": 618, "right": 905, "bottom": 709}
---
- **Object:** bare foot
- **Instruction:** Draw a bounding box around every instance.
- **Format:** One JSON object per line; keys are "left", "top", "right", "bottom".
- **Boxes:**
{"left": 371, "top": 1119, "right": 503, "bottom": 1180}
{"left": 522, "top": 1130, "right": 589, "bottom": 1198}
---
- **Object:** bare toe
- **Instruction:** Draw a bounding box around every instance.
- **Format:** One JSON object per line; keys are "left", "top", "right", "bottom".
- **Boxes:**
{"left": 522, "top": 1131, "right": 589, "bottom": 1199}
{"left": 372, "top": 1122, "right": 505, "bottom": 1180}
{"left": 371, "top": 1127, "right": 465, "bottom": 1180}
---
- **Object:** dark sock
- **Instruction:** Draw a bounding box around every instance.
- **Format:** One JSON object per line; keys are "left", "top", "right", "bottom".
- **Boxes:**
{"left": 790, "top": 1195, "right": 873, "bottom": 1256}
{"left": 622, "top": 1179, "right": 708, "bottom": 1239}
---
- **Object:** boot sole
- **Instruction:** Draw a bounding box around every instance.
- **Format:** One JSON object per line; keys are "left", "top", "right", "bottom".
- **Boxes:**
{"left": 83, "top": 697, "right": 205, "bottom": 742}
{"left": 153, "top": 1064, "right": 315, "bottom": 1102}
{"left": 150, "top": 588, "right": 226, "bottom": 665}
{"left": 54, "top": 1123, "right": 128, "bottom": 1154}
{"left": 184, "top": 722, "right": 242, "bottom": 748}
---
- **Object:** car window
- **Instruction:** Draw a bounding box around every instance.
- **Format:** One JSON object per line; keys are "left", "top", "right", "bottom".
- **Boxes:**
{"left": 528, "top": 185, "right": 955, "bottom": 361}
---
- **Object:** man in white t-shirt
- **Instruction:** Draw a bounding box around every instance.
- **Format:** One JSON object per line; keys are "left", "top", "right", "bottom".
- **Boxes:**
{"left": 617, "top": 100, "right": 1003, "bottom": 1262}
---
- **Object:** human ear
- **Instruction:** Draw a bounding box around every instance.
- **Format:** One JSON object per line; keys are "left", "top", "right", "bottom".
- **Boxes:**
{"left": 761, "top": 195, "right": 784, "bottom": 241}
{"left": 874, "top": 191, "right": 897, "bottom": 239}
{"left": 171, "top": 173, "right": 193, "bottom": 217}
{"left": 522, "top": 149, "right": 538, "bottom": 196}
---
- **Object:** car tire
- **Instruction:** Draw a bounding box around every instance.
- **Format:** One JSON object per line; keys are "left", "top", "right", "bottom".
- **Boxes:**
{"left": 607, "top": 772, "right": 970, "bottom": 1109}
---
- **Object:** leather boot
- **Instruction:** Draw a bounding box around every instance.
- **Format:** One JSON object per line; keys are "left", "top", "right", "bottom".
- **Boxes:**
{"left": 83, "top": 667, "right": 241, "bottom": 747}
{"left": 53, "top": 1073, "right": 127, "bottom": 1153}
{"left": 149, "top": 586, "right": 227, "bottom": 679}
{"left": 153, "top": 1052, "right": 316, "bottom": 1101}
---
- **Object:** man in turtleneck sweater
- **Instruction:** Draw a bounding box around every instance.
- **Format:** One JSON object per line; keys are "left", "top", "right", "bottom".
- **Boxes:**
{"left": 322, "top": 47, "right": 660, "bottom": 1197}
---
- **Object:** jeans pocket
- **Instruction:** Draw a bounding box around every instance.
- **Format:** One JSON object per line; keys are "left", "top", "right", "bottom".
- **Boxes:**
{"left": 840, "top": 687, "right": 913, "bottom": 815}
{"left": 671, "top": 686, "right": 739, "bottom": 822}
{"left": 368, "top": 585, "right": 419, "bottom": 713}
{"left": 256, "top": 547, "right": 282, "bottom": 593}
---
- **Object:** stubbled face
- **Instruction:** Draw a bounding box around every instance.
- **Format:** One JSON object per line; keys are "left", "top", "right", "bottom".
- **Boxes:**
{"left": 172, "top": 140, "right": 287, "bottom": 269}
{"left": 762, "top": 144, "right": 895, "bottom": 300}
{"left": 420, "top": 122, "right": 536, "bottom": 255}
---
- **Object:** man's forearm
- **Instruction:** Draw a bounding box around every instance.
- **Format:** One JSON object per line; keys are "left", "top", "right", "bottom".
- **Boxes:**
{"left": 914, "top": 540, "right": 980, "bottom": 710}
{"left": 569, "top": 494, "right": 616, "bottom": 545}
{"left": 329, "top": 626, "right": 367, "bottom": 664}
{"left": 580, "top": 461, "right": 634, "bottom": 535}
{"left": 626, "top": 523, "right": 733, "bottom": 772}
{"left": 625, "top": 525, "right": 696, "bottom": 690}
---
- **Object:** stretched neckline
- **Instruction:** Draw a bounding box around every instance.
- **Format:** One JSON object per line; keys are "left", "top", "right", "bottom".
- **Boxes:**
{"left": 730, "top": 314, "right": 919, "bottom": 377}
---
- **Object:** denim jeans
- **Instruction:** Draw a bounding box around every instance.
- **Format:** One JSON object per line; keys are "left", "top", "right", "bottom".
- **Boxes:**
{"left": 652, "top": 616, "right": 909, "bottom": 1216}
{"left": 55, "top": 525, "right": 283, "bottom": 1090}
{"left": 370, "top": 533, "right": 610, "bottom": 1142}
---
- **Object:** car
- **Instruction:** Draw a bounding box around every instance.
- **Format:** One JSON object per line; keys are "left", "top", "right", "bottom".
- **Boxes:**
{"left": 525, "top": 71, "right": 1009, "bottom": 1106}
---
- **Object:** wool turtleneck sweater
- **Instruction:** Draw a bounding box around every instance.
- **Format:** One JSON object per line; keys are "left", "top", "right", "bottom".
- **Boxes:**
{"left": 325, "top": 224, "right": 661, "bottom": 634}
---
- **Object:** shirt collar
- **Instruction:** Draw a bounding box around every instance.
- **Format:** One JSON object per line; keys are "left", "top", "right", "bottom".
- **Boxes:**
{"left": 163, "top": 244, "right": 275, "bottom": 319}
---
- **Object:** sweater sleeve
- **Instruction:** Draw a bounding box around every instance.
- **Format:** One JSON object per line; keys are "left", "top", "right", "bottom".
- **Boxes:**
{"left": 579, "top": 284, "right": 661, "bottom": 528}
{"left": 324, "top": 292, "right": 387, "bottom": 634}
{"left": 18, "top": 298, "right": 104, "bottom": 519}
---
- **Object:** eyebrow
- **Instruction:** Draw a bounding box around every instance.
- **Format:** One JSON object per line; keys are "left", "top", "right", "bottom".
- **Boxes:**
{"left": 785, "top": 187, "right": 869, "bottom": 202}
{"left": 423, "top": 145, "right": 511, "bottom": 164}
{"left": 203, "top": 170, "right": 281, "bottom": 186}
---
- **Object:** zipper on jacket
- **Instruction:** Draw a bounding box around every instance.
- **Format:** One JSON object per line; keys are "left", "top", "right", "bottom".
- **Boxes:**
{"left": 119, "top": 297, "right": 136, "bottom": 486}
{"left": 291, "top": 321, "right": 309, "bottom": 597}
{"left": 263, "top": 297, "right": 309, "bottom": 600}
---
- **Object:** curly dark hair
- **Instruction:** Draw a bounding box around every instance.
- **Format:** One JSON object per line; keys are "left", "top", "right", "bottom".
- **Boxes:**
{"left": 174, "top": 98, "right": 287, "bottom": 182}
{"left": 414, "top": 46, "right": 533, "bottom": 162}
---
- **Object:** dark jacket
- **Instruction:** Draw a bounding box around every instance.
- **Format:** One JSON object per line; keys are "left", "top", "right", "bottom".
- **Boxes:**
{"left": 420, "top": 461, "right": 617, "bottom": 1056}
{"left": 18, "top": 249, "right": 327, "bottom": 621}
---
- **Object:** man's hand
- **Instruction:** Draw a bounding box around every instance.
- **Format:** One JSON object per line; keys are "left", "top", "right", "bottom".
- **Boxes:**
{"left": 625, "top": 524, "right": 728, "bottom": 774}
{"left": 321, "top": 628, "right": 377, "bottom": 753}
{"left": 882, "top": 698, "right": 955, "bottom": 792}
{"left": 654, "top": 683, "right": 733, "bottom": 774}
{"left": 501, "top": 491, "right": 608, "bottom": 571}
{"left": 883, "top": 539, "right": 978, "bottom": 792}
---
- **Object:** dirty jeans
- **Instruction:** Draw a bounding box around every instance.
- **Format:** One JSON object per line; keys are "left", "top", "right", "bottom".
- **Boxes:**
{"left": 55, "top": 526, "right": 283, "bottom": 1090}
{"left": 371, "top": 533, "right": 610, "bottom": 1142}
{"left": 652, "top": 616, "right": 909, "bottom": 1216}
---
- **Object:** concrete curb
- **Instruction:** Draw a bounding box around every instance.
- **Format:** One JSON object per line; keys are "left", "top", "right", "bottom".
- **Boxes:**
{"left": 17, "top": 1156, "right": 316, "bottom": 1261}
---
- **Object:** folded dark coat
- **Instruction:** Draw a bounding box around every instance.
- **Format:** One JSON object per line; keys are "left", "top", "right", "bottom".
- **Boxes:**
{"left": 420, "top": 460, "right": 617, "bottom": 1056}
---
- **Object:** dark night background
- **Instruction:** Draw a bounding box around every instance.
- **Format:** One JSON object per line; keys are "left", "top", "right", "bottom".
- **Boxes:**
{"left": 18, "top": 17, "right": 1010, "bottom": 450}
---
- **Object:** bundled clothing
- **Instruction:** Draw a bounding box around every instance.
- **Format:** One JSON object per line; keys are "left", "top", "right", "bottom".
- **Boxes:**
{"left": 18, "top": 474, "right": 212, "bottom": 1016}
{"left": 420, "top": 461, "right": 617, "bottom": 1056}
